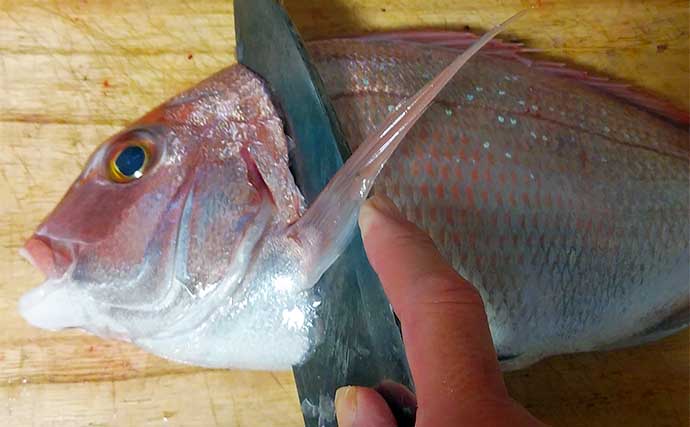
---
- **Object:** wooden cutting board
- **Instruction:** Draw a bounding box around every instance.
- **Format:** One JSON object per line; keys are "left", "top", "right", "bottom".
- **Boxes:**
{"left": 1, "top": 1, "right": 687, "bottom": 426}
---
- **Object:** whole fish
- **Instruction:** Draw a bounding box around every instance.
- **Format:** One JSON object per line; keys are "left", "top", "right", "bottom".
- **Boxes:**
{"left": 19, "top": 26, "right": 689, "bottom": 370}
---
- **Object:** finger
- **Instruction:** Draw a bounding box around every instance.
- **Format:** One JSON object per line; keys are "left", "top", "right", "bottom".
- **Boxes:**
{"left": 375, "top": 381, "right": 417, "bottom": 426}
{"left": 335, "top": 386, "right": 397, "bottom": 427}
{"left": 359, "top": 195, "right": 509, "bottom": 423}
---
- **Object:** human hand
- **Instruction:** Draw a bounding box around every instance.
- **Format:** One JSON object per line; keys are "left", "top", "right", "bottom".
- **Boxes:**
{"left": 334, "top": 195, "right": 545, "bottom": 427}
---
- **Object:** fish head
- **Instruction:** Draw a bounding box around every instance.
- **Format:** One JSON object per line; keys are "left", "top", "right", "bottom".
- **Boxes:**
{"left": 19, "top": 65, "right": 304, "bottom": 342}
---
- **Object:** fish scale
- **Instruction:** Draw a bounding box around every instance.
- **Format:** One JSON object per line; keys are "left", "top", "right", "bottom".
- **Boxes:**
{"left": 309, "top": 39, "right": 688, "bottom": 364}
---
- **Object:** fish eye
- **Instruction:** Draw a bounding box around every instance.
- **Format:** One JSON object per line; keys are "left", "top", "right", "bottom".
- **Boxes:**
{"left": 108, "top": 137, "right": 152, "bottom": 183}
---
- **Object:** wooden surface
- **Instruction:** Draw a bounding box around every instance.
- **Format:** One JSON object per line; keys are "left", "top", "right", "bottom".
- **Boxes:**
{"left": 1, "top": 0, "right": 688, "bottom": 425}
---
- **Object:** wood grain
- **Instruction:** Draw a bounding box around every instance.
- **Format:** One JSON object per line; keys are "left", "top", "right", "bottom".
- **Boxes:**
{"left": 1, "top": 1, "right": 688, "bottom": 426}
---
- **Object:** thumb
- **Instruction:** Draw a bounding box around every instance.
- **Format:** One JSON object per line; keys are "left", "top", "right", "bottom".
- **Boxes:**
{"left": 335, "top": 386, "right": 397, "bottom": 427}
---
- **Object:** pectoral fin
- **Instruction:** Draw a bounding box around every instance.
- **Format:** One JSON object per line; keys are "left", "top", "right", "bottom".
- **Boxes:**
{"left": 292, "top": 10, "right": 528, "bottom": 288}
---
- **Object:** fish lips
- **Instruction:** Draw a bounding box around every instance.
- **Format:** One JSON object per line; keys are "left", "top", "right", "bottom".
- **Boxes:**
{"left": 18, "top": 278, "right": 89, "bottom": 331}
{"left": 18, "top": 274, "right": 130, "bottom": 340}
{"left": 21, "top": 235, "right": 75, "bottom": 280}
{"left": 18, "top": 235, "right": 90, "bottom": 331}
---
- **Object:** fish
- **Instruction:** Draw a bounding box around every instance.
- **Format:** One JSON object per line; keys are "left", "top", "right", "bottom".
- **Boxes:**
{"left": 18, "top": 21, "right": 689, "bottom": 371}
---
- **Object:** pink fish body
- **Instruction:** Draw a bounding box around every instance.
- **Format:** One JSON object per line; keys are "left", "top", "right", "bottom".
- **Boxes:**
{"left": 311, "top": 39, "right": 689, "bottom": 366}
{"left": 19, "top": 29, "right": 689, "bottom": 370}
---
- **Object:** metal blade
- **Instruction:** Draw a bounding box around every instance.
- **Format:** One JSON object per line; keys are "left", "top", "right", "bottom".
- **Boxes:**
{"left": 234, "top": 1, "right": 413, "bottom": 425}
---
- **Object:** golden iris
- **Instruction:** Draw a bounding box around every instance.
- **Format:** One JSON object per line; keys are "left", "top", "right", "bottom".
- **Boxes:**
{"left": 109, "top": 143, "right": 149, "bottom": 183}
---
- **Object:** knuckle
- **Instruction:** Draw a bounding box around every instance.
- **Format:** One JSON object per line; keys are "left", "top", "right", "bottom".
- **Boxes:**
{"left": 405, "top": 270, "right": 486, "bottom": 314}
{"left": 390, "top": 223, "right": 438, "bottom": 252}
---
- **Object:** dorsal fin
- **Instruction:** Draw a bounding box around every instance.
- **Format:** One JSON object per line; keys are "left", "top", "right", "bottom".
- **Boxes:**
{"left": 340, "top": 30, "right": 690, "bottom": 126}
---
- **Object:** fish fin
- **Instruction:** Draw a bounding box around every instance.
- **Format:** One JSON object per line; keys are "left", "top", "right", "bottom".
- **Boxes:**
{"left": 497, "top": 353, "right": 520, "bottom": 362}
{"left": 342, "top": 30, "right": 690, "bottom": 126}
{"left": 348, "top": 30, "right": 528, "bottom": 63}
{"left": 603, "top": 304, "right": 689, "bottom": 351}
{"left": 291, "top": 11, "right": 528, "bottom": 289}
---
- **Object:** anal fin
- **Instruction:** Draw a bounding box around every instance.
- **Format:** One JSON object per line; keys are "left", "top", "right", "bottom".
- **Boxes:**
{"left": 605, "top": 304, "right": 689, "bottom": 350}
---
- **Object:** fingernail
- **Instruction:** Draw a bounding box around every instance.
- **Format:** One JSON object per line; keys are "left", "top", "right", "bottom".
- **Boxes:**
{"left": 335, "top": 386, "right": 357, "bottom": 427}
{"left": 370, "top": 195, "right": 402, "bottom": 218}
{"left": 359, "top": 196, "right": 402, "bottom": 238}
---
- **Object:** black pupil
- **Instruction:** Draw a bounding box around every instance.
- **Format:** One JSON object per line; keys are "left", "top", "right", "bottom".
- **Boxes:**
{"left": 115, "top": 145, "right": 146, "bottom": 177}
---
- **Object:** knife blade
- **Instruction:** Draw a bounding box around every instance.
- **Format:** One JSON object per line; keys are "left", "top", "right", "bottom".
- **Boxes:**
{"left": 233, "top": 1, "right": 414, "bottom": 425}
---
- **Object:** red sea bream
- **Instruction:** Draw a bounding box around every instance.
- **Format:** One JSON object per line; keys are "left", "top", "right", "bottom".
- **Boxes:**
{"left": 18, "top": 29, "right": 689, "bottom": 370}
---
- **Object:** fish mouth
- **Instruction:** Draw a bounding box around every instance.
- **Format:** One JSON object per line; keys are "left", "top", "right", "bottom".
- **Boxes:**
{"left": 19, "top": 235, "right": 88, "bottom": 331}
{"left": 20, "top": 235, "right": 75, "bottom": 280}
{"left": 18, "top": 278, "right": 89, "bottom": 331}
